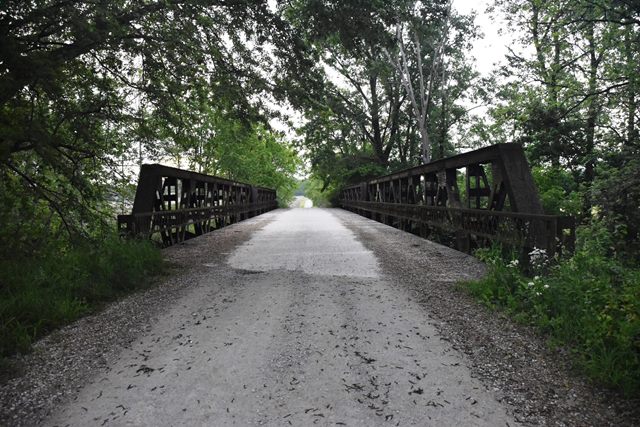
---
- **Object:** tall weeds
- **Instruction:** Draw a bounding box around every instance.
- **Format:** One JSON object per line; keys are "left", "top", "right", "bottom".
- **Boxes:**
{"left": 0, "top": 236, "right": 163, "bottom": 358}
{"left": 464, "top": 227, "right": 640, "bottom": 396}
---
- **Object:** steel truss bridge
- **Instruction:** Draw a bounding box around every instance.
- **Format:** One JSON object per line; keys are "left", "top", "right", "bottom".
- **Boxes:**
{"left": 118, "top": 164, "right": 277, "bottom": 246}
{"left": 340, "top": 143, "right": 575, "bottom": 256}
{"left": 119, "top": 144, "right": 574, "bottom": 256}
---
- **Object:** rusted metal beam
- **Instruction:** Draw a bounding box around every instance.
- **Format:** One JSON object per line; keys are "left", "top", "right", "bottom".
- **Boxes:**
{"left": 119, "top": 164, "right": 277, "bottom": 247}
{"left": 340, "top": 144, "right": 575, "bottom": 256}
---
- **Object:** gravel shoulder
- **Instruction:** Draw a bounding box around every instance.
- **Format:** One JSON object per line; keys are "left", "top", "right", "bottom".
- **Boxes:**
{"left": 332, "top": 209, "right": 640, "bottom": 426}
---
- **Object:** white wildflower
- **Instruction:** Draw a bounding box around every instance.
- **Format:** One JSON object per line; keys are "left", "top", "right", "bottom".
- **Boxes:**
{"left": 529, "top": 247, "right": 549, "bottom": 272}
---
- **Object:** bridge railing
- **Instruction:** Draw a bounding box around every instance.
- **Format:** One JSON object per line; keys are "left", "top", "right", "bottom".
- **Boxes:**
{"left": 340, "top": 144, "right": 575, "bottom": 256}
{"left": 118, "top": 164, "right": 277, "bottom": 246}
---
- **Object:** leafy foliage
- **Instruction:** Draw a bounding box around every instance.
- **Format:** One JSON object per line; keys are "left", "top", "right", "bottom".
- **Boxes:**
{"left": 297, "top": 177, "right": 332, "bottom": 207}
{"left": 285, "top": 0, "right": 480, "bottom": 198}
{"left": 531, "top": 166, "right": 582, "bottom": 216}
{"left": 466, "top": 235, "right": 640, "bottom": 395}
{"left": 164, "top": 106, "right": 300, "bottom": 206}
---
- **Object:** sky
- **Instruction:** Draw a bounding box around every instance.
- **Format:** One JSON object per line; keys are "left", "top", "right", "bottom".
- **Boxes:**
{"left": 453, "top": 0, "right": 509, "bottom": 77}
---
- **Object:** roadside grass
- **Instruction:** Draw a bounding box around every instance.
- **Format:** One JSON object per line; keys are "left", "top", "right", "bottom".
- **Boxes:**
{"left": 462, "top": 240, "right": 640, "bottom": 396}
{"left": 0, "top": 236, "right": 164, "bottom": 359}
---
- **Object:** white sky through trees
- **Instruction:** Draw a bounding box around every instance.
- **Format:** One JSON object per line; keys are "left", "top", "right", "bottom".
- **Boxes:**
{"left": 454, "top": 0, "right": 509, "bottom": 77}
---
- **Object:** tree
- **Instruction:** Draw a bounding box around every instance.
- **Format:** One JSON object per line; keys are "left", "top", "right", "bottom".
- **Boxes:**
{"left": 284, "top": 0, "right": 480, "bottom": 193}
{"left": 484, "top": 0, "right": 640, "bottom": 255}
{"left": 0, "top": 0, "right": 305, "bottom": 254}
{"left": 165, "top": 101, "right": 301, "bottom": 205}
{"left": 488, "top": 0, "right": 638, "bottom": 169}
{"left": 386, "top": 0, "right": 453, "bottom": 163}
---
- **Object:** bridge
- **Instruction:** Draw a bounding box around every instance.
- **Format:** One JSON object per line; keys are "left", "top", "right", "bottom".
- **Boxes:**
{"left": 117, "top": 144, "right": 574, "bottom": 257}
{"left": 117, "top": 164, "right": 278, "bottom": 246}
{"left": 340, "top": 143, "right": 574, "bottom": 257}
{"left": 1, "top": 145, "right": 623, "bottom": 427}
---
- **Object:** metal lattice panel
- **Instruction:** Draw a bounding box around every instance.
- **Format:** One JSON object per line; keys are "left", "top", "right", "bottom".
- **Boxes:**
{"left": 340, "top": 144, "right": 575, "bottom": 255}
{"left": 118, "top": 164, "right": 277, "bottom": 247}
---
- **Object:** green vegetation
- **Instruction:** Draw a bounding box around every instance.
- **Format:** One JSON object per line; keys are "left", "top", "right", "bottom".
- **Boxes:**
{"left": 295, "top": 177, "right": 332, "bottom": 207}
{"left": 164, "top": 115, "right": 300, "bottom": 207}
{"left": 288, "top": 0, "right": 478, "bottom": 192}
{"left": 1, "top": 0, "right": 639, "bottom": 396}
{"left": 300, "top": 177, "right": 335, "bottom": 208}
{"left": 0, "top": 1, "right": 304, "bottom": 357}
{"left": 465, "top": 229, "right": 640, "bottom": 395}
{"left": 0, "top": 236, "right": 163, "bottom": 358}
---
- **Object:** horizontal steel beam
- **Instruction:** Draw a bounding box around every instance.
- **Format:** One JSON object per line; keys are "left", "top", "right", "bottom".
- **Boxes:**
{"left": 341, "top": 200, "right": 574, "bottom": 255}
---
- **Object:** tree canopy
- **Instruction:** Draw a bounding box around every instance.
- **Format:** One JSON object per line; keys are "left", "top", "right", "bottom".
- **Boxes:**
{"left": 1, "top": 0, "right": 639, "bottom": 261}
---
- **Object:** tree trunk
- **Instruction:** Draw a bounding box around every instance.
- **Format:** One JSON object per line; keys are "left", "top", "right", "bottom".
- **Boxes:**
{"left": 584, "top": 20, "right": 598, "bottom": 187}
{"left": 368, "top": 74, "right": 388, "bottom": 166}
{"left": 438, "top": 60, "right": 448, "bottom": 160}
{"left": 531, "top": 3, "right": 561, "bottom": 167}
{"left": 626, "top": 28, "right": 637, "bottom": 149}
{"left": 549, "top": 32, "right": 561, "bottom": 167}
{"left": 583, "top": 19, "right": 600, "bottom": 212}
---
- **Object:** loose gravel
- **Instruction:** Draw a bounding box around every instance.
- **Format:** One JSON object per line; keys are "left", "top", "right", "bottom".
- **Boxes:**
{"left": 333, "top": 209, "right": 640, "bottom": 426}
{"left": 1, "top": 208, "right": 638, "bottom": 426}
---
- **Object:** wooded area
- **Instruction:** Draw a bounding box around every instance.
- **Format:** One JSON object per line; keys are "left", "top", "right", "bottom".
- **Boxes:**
{"left": 0, "top": 0, "right": 639, "bottom": 395}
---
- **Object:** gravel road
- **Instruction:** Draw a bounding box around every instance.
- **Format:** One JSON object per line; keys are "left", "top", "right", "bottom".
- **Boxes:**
{"left": 43, "top": 208, "right": 515, "bottom": 426}
{"left": 1, "top": 208, "right": 637, "bottom": 426}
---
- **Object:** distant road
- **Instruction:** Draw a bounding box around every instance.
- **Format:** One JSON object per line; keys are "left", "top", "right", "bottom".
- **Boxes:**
{"left": 290, "top": 195, "right": 313, "bottom": 208}
{"left": 45, "top": 208, "right": 515, "bottom": 426}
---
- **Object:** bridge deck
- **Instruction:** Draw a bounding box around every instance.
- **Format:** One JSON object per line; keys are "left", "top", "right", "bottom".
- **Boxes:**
{"left": 3, "top": 209, "right": 624, "bottom": 426}
{"left": 46, "top": 208, "right": 514, "bottom": 426}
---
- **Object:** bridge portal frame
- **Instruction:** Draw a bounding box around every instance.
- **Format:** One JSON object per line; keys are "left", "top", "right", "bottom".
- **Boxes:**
{"left": 118, "top": 164, "right": 277, "bottom": 246}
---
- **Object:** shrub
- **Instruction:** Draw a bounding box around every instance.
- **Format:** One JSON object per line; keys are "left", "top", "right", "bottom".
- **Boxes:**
{"left": 465, "top": 236, "right": 640, "bottom": 395}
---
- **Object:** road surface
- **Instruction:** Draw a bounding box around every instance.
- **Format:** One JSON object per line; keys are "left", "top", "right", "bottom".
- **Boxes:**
{"left": 46, "top": 208, "right": 516, "bottom": 426}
